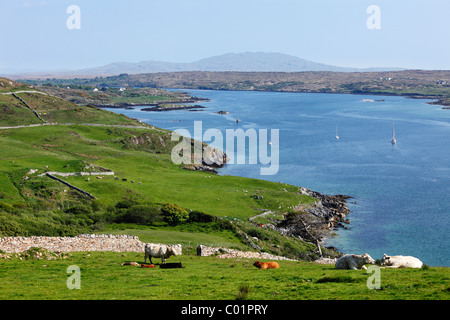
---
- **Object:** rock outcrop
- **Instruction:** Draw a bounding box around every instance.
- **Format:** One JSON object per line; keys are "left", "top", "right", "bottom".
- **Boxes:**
{"left": 298, "top": 187, "right": 351, "bottom": 229}
{"left": 270, "top": 187, "right": 352, "bottom": 244}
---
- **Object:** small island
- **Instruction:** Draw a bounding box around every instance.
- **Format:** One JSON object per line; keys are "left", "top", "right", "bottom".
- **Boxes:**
{"left": 142, "top": 104, "right": 206, "bottom": 112}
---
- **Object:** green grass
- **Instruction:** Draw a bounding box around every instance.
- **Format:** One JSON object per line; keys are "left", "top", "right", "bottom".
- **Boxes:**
{"left": 0, "top": 251, "right": 448, "bottom": 300}
{"left": 0, "top": 124, "right": 313, "bottom": 219}
{"left": 0, "top": 90, "right": 141, "bottom": 127}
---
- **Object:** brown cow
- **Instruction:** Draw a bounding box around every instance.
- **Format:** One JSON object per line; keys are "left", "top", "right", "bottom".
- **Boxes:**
{"left": 253, "top": 261, "right": 280, "bottom": 270}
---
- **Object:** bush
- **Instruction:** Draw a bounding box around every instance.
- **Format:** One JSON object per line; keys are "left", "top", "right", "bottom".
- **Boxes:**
{"left": 115, "top": 199, "right": 137, "bottom": 209}
{"left": 65, "top": 204, "right": 92, "bottom": 215}
{"left": 161, "top": 203, "right": 189, "bottom": 226}
{"left": 121, "top": 205, "right": 163, "bottom": 225}
{"left": 188, "top": 210, "right": 216, "bottom": 223}
{"left": 247, "top": 227, "right": 270, "bottom": 241}
{"left": 0, "top": 215, "right": 26, "bottom": 236}
{"left": 0, "top": 202, "right": 16, "bottom": 214}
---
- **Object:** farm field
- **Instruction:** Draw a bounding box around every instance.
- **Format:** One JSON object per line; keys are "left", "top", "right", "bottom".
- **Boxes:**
{"left": 0, "top": 250, "right": 448, "bottom": 300}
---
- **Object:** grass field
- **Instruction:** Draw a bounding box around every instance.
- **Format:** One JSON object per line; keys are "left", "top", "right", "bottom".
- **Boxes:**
{"left": 0, "top": 251, "right": 448, "bottom": 300}
{"left": 0, "top": 124, "right": 313, "bottom": 217}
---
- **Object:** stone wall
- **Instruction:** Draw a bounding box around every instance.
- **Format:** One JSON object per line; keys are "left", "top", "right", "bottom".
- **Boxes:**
{"left": 0, "top": 235, "right": 294, "bottom": 261}
{"left": 0, "top": 234, "right": 145, "bottom": 253}
{"left": 196, "top": 245, "right": 296, "bottom": 261}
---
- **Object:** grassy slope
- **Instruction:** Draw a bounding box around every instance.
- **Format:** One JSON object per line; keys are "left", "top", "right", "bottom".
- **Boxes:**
{"left": 1, "top": 78, "right": 448, "bottom": 301}
{"left": 0, "top": 252, "right": 448, "bottom": 300}
{"left": 0, "top": 124, "right": 312, "bottom": 218}
{"left": 0, "top": 79, "right": 315, "bottom": 251}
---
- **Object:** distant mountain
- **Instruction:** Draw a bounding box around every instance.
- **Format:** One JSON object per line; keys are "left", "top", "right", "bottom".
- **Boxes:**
{"left": 76, "top": 52, "right": 405, "bottom": 75}
{"left": 190, "top": 52, "right": 351, "bottom": 72}
{"left": 4, "top": 52, "right": 405, "bottom": 78}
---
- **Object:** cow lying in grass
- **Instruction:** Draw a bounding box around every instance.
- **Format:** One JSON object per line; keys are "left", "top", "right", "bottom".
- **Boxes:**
{"left": 335, "top": 253, "right": 375, "bottom": 270}
{"left": 380, "top": 254, "right": 423, "bottom": 268}
{"left": 253, "top": 261, "right": 280, "bottom": 270}
{"left": 144, "top": 244, "right": 182, "bottom": 264}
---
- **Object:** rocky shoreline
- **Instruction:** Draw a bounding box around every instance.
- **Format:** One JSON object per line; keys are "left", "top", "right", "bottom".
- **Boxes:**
{"left": 269, "top": 187, "right": 352, "bottom": 245}
{"left": 298, "top": 187, "right": 351, "bottom": 229}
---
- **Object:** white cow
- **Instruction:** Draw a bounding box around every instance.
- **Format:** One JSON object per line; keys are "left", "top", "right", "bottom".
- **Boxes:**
{"left": 335, "top": 253, "right": 375, "bottom": 270}
{"left": 380, "top": 254, "right": 423, "bottom": 268}
{"left": 144, "top": 244, "right": 182, "bottom": 264}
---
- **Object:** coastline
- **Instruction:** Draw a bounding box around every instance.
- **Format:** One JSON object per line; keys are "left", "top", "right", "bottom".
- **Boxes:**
{"left": 271, "top": 186, "right": 352, "bottom": 245}
{"left": 100, "top": 88, "right": 449, "bottom": 265}
{"left": 93, "top": 97, "right": 210, "bottom": 109}
{"left": 142, "top": 105, "right": 206, "bottom": 112}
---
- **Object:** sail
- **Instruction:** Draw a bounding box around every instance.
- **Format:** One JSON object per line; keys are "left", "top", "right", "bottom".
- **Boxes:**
{"left": 391, "top": 122, "right": 396, "bottom": 144}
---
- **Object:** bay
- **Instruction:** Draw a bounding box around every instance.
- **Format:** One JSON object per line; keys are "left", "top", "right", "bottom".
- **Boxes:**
{"left": 105, "top": 89, "right": 450, "bottom": 266}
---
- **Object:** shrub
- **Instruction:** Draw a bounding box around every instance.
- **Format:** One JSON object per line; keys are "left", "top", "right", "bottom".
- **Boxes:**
{"left": 188, "top": 210, "right": 216, "bottom": 223}
{"left": 91, "top": 200, "right": 104, "bottom": 212}
{"left": 0, "top": 215, "right": 26, "bottom": 236}
{"left": 115, "top": 199, "right": 137, "bottom": 209}
{"left": 0, "top": 202, "right": 16, "bottom": 213}
{"left": 121, "top": 205, "right": 163, "bottom": 225}
{"left": 247, "top": 227, "right": 270, "bottom": 241}
{"left": 65, "top": 204, "right": 92, "bottom": 215}
{"left": 161, "top": 203, "right": 189, "bottom": 226}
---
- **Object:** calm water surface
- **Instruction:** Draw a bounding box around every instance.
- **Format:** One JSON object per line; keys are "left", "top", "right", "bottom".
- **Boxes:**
{"left": 106, "top": 90, "right": 450, "bottom": 266}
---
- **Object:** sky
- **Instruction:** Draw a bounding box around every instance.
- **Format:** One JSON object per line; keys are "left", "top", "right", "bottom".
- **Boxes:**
{"left": 0, "top": 0, "right": 449, "bottom": 73}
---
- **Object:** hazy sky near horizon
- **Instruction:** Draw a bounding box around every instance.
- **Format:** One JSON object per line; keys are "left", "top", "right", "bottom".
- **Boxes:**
{"left": 1, "top": 0, "right": 449, "bottom": 72}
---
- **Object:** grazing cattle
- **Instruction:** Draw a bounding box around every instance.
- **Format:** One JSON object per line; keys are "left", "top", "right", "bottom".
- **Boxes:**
{"left": 141, "top": 264, "right": 156, "bottom": 268}
{"left": 253, "top": 261, "right": 280, "bottom": 270}
{"left": 144, "top": 244, "right": 182, "bottom": 264}
{"left": 380, "top": 254, "right": 423, "bottom": 268}
{"left": 121, "top": 261, "right": 139, "bottom": 266}
{"left": 335, "top": 253, "right": 375, "bottom": 270}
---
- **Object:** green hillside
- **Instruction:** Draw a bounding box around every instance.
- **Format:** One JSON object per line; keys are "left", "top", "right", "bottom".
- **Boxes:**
{"left": 0, "top": 78, "right": 324, "bottom": 260}
{"left": 0, "top": 78, "right": 139, "bottom": 127}
{"left": 1, "top": 78, "right": 448, "bottom": 301}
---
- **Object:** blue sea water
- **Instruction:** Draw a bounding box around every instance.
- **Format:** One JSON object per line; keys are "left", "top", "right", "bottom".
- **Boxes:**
{"left": 106, "top": 90, "right": 450, "bottom": 266}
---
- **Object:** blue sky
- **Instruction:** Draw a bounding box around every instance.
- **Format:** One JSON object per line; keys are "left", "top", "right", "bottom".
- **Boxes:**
{"left": 1, "top": 0, "right": 449, "bottom": 72}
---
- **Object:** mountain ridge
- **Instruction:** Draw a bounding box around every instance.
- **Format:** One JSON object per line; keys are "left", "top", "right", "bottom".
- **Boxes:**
{"left": 4, "top": 52, "right": 405, "bottom": 78}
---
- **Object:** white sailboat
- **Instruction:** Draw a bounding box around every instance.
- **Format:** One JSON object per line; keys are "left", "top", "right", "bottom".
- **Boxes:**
{"left": 391, "top": 122, "right": 397, "bottom": 145}
{"left": 335, "top": 125, "right": 340, "bottom": 140}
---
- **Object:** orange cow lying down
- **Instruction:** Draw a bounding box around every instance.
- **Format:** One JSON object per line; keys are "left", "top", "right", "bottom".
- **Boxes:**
{"left": 253, "top": 261, "right": 280, "bottom": 270}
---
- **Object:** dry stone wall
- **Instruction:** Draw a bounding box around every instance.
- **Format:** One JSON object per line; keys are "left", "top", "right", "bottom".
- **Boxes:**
{"left": 0, "top": 235, "right": 295, "bottom": 261}
{"left": 196, "top": 245, "right": 296, "bottom": 261}
{"left": 0, "top": 234, "right": 145, "bottom": 253}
